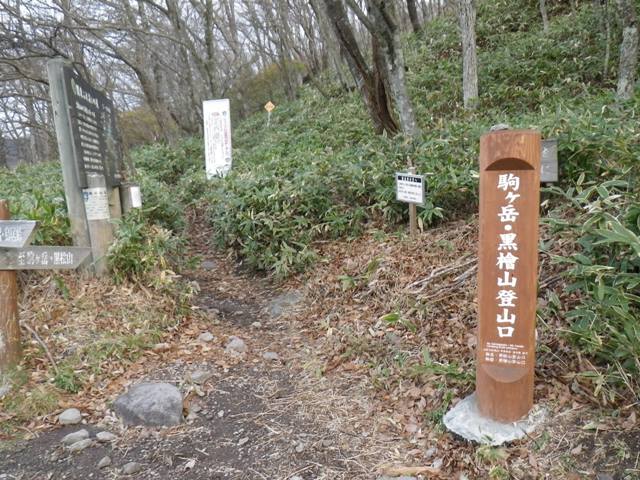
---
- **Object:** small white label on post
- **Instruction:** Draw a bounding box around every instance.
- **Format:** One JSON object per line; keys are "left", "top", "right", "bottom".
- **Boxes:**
{"left": 396, "top": 172, "right": 425, "bottom": 205}
{"left": 83, "top": 187, "right": 110, "bottom": 220}
{"left": 130, "top": 185, "right": 142, "bottom": 208}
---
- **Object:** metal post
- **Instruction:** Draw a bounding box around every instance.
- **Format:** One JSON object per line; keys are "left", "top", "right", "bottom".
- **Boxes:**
{"left": 0, "top": 201, "right": 21, "bottom": 371}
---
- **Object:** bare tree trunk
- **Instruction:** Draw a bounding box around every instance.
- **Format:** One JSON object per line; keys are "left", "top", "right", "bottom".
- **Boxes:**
{"left": 0, "top": 134, "right": 6, "bottom": 169}
{"left": 457, "top": 0, "right": 479, "bottom": 109}
{"left": 603, "top": 0, "right": 612, "bottom": 79}
{"left": 616, "top": 0, "right": 639, "bottom": 100}
{"left": 407, "top": 0, "right": 422, "bottom": 34}
{"left": 539, "top": 0, "right": 549, "bottom": 32}
{"left": 367, "top": 1, "right": 420, "bottom": 136}
{"left": 321, "top": 0, "right": 398, "bottom": 135}
{"left": 310, "top": 0, "right": 351, "bottom": 91}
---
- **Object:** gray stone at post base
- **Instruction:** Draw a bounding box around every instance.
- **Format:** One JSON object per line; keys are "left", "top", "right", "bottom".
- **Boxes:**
{"left": 443, "top": 393, "right": 546, "bottom": 446}
{"left": 113, "top": 383, "right": 183, "bottom": 427}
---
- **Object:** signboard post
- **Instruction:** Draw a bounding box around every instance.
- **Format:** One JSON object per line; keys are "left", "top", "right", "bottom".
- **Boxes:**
{"left": 0, "top": 200, "right": 91, "bottom": 371}
{"left": 0, "top": 201, "right": 20, "bottom": 370}
{"left": 444, "top": 130, "right": 545, "bottom": 445}
{"left": 203, "top": 99, "right": 232, "bottom": 179}
{"left": 264, "top": 101, "right": 275, "bottom": 127}
{"left": 48, "top": 58, "right": 124, "bottom": 276}
{"left": 395, "top": 169, "right": 425, "bottom": 236}
{"left": 476, "top": 129, "right": 540, "bottom": 422}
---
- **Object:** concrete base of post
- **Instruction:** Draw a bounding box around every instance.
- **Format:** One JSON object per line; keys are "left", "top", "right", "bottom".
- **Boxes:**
{"left": 443, "top": 393, "right": 546, "bottom": 446}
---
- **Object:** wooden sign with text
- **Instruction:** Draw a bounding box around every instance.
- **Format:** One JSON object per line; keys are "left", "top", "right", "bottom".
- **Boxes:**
{"left": 62, "top": 66, "right": 123, "bottom": 188}
{"left": 476, "top": 130, "right": 540, "bottom": 422}
{"left": 0, "top": 246, "right": 91, "bottom": 270}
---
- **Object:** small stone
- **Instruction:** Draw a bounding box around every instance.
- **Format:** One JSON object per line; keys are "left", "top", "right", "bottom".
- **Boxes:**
{"left": 58, "top": 408, "right": 82, "bottom": 425}
{"left": 596, "top": 474, "right": 614, "bottom": 480}
{"left": 321, "top": 439, "right": 333, "bottom": 448}
{"left": 432, "top": 457, "right": 444, "bottom": 470}
{"left": 68, "top": 438, "right": 93, "bottom": 452}
{"left": 201, "top": 260, "right": 216, "bottom": 271}
{"left": 267, "top": 291, "right": 302, "bottom": 318}
{"left": 262, "top": 351, "right": 279, "bottom": 361}
{"left": 186, "top": 411, "right": 199, "bottom": 421}
{"left": 251, "top": 322, "right": 262, "bottom": 328}
{"left": 295, "top": 443, "right": 305, "bottom": 453}
{"left": 225, "top": 336, "right": 247, "bottom": 354}
{"left": 238, "top": 437, "right": 249, "bottom": 447}
{"left": 190, "top": 404, "right": 202, "bottom": 413}
{"left": 490, "top": 123, "right": 511, "bottom": 132}
{"left": 97, "top": 456, "right": 112, "bottom": 469}
{"left": 61, "top": 429, "right": 89, "bottom": 446}
{"left": 197, "top": 332, "right": 215, "bottom": 343}
{"left": 218, "top": 410, "right": 225, "bottom": 418}
{"left": 123, "top": 462, "right": 142, "bottom": 475}
{"left": 96, "top": 431, "right": 117, "bottom": 443}
{"left": 424, "top": 447, "right": 437, "bottom": 459}
{"left": 190, "top": 369, "right": 213, "bottom": 384}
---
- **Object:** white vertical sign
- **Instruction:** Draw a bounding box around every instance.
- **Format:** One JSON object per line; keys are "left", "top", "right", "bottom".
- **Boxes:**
{"left": 203, "top": 99, "right": 232, "bottom": 179}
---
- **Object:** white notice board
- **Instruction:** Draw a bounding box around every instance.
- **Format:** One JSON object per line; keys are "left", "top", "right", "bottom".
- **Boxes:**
{"left": 396, "top": 172, "right": 425, "bottom": 205}
{"left": 203, "top": 99, "right": 232, "bottom": 179}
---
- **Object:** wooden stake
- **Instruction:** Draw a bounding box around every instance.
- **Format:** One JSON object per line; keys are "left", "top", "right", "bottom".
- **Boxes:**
{"left": 0, "top": 200, "right": 21, "bottom": 371}
{"left": 408, "top": 167, "right": 418, "bottom": 236}
{"left": 84, "top": 174, "right": 114, "bottom": 277}
{"left": 476, "top": 130, "right": 540, "bottom": 422}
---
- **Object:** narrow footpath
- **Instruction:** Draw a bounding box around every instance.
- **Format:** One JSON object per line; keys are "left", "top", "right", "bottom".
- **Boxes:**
{"left": 0, "top": 210, "right": 409, "bottom": 480}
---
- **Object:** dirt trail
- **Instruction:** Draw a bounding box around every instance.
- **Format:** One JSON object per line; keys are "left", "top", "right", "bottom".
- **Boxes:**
{"left": 0, "top": 214, "right": 401, "bottom": 480}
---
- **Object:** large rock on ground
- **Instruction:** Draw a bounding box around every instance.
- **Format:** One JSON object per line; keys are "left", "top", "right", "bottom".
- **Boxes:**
{"left": 113, "top": 383, "right": 183, "bottom": 427}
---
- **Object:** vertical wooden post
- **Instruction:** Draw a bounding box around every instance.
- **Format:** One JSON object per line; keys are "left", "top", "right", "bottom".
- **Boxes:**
{"left": 84, "top": 174, "right": 113, "bottom": 276}
{"left": 408, "top": 166, "right": 418, "bottom": 236}
{"left": 476, "top": 130, "right": 540, "bottom": 422}
{"left": 0, "top": 201, "right": 21, "bottom": 371}
{"left": 46, "top": 59, "right": 92, "bottom": 257}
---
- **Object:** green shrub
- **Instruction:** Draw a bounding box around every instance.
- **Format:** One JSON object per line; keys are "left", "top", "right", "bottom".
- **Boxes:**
{"left": 544, "top": 175, "right": 640, "bottom": 397}
{"left": 107, "top": 209, "right": 185, "bottom": 284}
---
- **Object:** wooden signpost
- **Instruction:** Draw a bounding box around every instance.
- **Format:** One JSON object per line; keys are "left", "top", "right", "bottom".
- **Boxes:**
{"left": 396, "top": 168, "right": 425, "bottom": 236}
{"left": 0, "top": 200, "right": 90, "bottom": 371}
{"left": 47, "top": 58, "right": 124, "bottom": 276}
{"left": 476, "top": 130, "right": 541, "bottom": 422}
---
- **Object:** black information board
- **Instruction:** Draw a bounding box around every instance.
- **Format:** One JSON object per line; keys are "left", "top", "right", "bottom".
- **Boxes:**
{"left": 63, "top": 67, "right": 123, "bottom": 188}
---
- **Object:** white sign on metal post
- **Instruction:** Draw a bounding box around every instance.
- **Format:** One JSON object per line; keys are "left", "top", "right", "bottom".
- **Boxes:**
{"left": 396, "top": 172, "right": 426, "bottom": 205}
{"left": 203, "top": 99, "right": 232, "bottom": 179}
